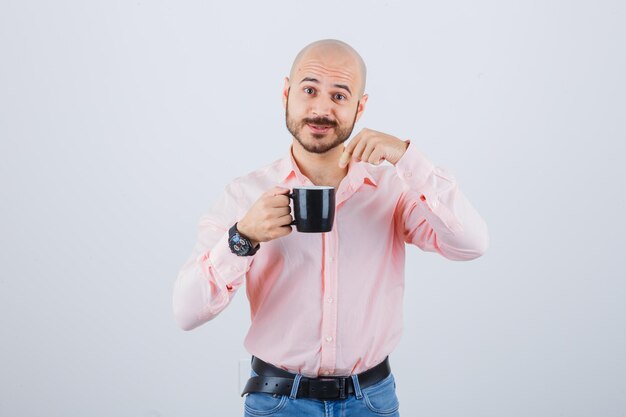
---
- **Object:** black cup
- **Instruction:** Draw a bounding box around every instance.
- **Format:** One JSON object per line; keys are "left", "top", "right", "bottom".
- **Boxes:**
{"left": 288, "top": 186, "right": 336, "bottom": 233}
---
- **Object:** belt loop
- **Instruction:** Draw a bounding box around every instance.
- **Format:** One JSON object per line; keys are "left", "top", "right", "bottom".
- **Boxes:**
{"left": 350, "top": 374, "right": 363, "bottom": 399}
{"left": 289, "top": 374, "right": 303, "bottom": 399}
{"left": 249, "top": 356, "right": 257, "bottom": 377}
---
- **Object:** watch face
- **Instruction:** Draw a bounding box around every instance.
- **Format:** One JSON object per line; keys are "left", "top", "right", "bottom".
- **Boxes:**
{"left": 229, "top": 233, "right": 250, "bottom": 255}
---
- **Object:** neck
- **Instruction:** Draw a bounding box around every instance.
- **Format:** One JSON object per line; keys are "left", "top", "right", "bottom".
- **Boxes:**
{"left": 291, "top": 139, "right": 348, "bottom": 187}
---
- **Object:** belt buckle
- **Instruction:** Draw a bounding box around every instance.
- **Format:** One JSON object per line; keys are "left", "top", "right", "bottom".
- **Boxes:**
{"left": 310, "top": 377, "right": 347, "bottom": 400}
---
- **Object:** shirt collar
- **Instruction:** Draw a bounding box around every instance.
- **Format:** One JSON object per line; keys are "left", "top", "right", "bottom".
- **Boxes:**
{"left": 276, "top": 144, "right": 378, "bottom": 188}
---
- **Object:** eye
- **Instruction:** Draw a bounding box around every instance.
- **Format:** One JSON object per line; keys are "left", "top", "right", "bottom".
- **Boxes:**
{"left": 334, "top": 93, "right": 346, "bottom": 101}
{"left": 304, "top": 87, "right": 315, "bottom": 94}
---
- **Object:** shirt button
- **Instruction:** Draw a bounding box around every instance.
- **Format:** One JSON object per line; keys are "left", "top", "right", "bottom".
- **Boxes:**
{"left": 431, "top": 200, "right": 439, "bottom": 208}
{"left": 326, "top": 336, "right": 333, "bottom": 342}
{"left": 404, "top": 172, "right": 412, "bottom": 178}
{"left": 329, "top": 256, "right": 335, "bottom": 262}
{"left": 327, "top": 297, "right": 333, "bottom": 303}
{"left": 323, "top": 371, "right": 330, "bottom": 376}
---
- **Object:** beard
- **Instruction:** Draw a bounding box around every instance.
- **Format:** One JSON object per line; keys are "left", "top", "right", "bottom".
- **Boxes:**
{"left": 285, "top": 94, "right": 359, "bottom": 154}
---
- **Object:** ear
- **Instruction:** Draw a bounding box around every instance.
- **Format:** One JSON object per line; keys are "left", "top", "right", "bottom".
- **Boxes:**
{"left": 282, "top": 77, "right": 290, "bottom": 109}
{"left": 354, "top": 93, "right": 368, "bottom": 123}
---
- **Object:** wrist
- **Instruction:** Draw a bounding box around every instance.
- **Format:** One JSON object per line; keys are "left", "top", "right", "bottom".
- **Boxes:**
{"left": 228, "top": 222, "right": 260, "bottom": 257}
{"left": 392, "top": 139, "right": 410, "bottom": 165}
{"left": 236, "top": 221, "right": 259, "bottom": 247}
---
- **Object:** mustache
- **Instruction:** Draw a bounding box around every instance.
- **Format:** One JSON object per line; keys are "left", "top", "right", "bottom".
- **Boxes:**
{"left": 302, "top": 117, "right": 337, "bottom": 127}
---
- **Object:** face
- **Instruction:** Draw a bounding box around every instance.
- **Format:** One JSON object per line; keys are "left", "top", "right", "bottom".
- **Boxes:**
{"left": 283, "top": 50, "right": 367, "bottom": 154}
{"left": 285, "top": 90, "right": 358, "bottom": 154}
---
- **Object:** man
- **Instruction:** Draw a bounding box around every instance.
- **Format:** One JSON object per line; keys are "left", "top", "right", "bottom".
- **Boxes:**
{"left": 173, "top": 39, "right": 489, "bottom": 417}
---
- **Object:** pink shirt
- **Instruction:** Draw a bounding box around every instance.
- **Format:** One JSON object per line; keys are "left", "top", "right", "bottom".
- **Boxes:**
{"left": 173, "top": 141, "right": 489, "bottom": 377}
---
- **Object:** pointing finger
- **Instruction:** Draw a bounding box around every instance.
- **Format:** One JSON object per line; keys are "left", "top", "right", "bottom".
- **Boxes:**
{"left": 339, "top": 130, "right": 364, "bottom": 168}
{"left": 339, "top": 151, "right": 351, "bottom": 168}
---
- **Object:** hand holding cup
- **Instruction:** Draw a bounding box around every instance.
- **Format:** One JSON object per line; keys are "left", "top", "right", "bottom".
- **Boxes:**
{"left": 237, "top": 187, "right": 294, "bottom": 246}
{"left": 237, "top": 185, "right": 336, "bottom": 245}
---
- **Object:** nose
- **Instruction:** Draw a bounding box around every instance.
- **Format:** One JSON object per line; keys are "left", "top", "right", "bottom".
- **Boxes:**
{"left": 310, "top": 94, "right": 334, "bottom": 119}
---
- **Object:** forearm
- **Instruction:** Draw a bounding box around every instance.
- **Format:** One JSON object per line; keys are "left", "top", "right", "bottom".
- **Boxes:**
{"left": 409, "top": 186, "right": 489, "bottom": 260}
{"left": 173, "top": 180, "right": 254, "bottom": 330}
{"left": 396, "top": 142, "right": 489, "bottom": 260}
{"left": 173, "top": 229, "right": 249, "bottom": 330}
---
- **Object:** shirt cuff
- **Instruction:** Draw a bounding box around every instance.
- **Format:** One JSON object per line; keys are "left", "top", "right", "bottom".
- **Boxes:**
{"left": 394, "top": 140, "right": 462, "bottom": 233}
{"left": 394, "top": 140, "right": 436, "bottom": 191}
{"left": 207, "top": 229, "right": 253, "bottom": 290}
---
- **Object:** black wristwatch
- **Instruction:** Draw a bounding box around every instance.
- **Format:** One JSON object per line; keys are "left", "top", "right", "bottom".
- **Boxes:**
{"left": 228, "top": 223, "right": 260, "bottom": 256}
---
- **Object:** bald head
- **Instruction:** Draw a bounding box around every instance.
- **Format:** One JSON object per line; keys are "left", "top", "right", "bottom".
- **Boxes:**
{"left": 288, "top": 39, "right": 367, "bottom": 97}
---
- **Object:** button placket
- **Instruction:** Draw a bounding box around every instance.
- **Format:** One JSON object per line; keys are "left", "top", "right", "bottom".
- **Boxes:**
{"left": 319, "top": 224, "right": 339, "bottom": 375}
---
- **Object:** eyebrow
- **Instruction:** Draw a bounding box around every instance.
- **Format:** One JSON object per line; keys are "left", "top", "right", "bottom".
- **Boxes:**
{"left": 300, "top": 77, "right": 352, "bottom": 95}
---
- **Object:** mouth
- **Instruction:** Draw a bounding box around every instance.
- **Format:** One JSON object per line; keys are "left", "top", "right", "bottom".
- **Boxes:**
{"left": 307, "top": 124, "right": 334, "bottom": 134}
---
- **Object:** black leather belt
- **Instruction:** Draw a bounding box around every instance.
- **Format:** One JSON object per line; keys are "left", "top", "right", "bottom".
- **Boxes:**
{"left": 241, "top": 356, "right": 391, "bottom": 400}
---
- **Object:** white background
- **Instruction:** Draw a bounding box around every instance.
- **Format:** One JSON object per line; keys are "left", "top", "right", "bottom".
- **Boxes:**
{"left": 1, "top": 0, "right": 625, "bottom": 416}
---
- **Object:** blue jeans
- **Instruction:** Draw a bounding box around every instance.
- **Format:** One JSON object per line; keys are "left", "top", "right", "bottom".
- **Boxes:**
{"left": 243, "top": 369, "right": 400, "bottom": 417}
